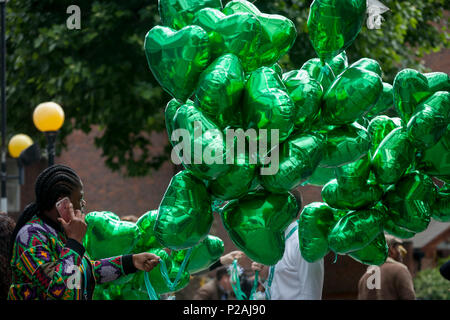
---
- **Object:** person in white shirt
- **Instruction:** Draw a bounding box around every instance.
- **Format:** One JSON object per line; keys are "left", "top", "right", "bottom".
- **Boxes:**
{"left": 251, "top": 189, "right": 324, "bottom": 300}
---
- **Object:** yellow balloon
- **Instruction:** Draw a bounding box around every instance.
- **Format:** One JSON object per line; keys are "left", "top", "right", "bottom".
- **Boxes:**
{"left": 8, "top": 134, "right": 33, "bottom": 158}
{"left": 33, "top": 102, "right": 65, "bottom": 132}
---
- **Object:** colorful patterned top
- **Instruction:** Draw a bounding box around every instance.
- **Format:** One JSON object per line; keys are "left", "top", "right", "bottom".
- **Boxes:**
{"left": 8, "top": 214, "right": 137, "bottom": 300}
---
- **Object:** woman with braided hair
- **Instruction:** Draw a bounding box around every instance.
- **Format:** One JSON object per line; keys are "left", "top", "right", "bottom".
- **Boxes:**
{"left": 8, "top": 164, "right": 160, "bottom": 300}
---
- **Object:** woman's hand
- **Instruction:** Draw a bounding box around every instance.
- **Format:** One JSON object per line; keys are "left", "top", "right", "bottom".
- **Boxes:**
{"left": 132, "top": 252, "right": 160, "bottom": 272}
{"left": 220, "top": 250, "right": 245, "bottom": 266}
{"left": 58, "top": 203, "right": 87, "bottom": 244}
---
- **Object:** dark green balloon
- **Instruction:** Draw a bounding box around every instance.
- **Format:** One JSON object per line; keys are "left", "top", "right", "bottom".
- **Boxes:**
{"left": 195, "top": 54, "right": 245, "bottom": 129}
{"left": 367, "top": 115, "right": 403, "bottom": 157}
{"left": 155, "top": 170, "right": 213, "bottom": 249}
{"left": 349, "top": 58, "right": 382, "bottom": 77}
{"left": 335, "top": 155, "right": 371, "bottom": 188}
{"left": 307, "top": 0, "right": 366, "bottom": 62}
{"left": 173, "top": 235, "right": 225, "bottom": 273}
{"left": 84, "top": 211, "right": 139, "bottom": 260}
{"left": 322, "top": 178, "right": 383, "bottom": 210}
{"left": 393, "top": 69, "right": 432, "bottom": 122}
{"left": 348, "top": 233, "right": 388, "bottom": 266}
{"left": 431, "top": 184, "right": 450, "bottom": 222}
{"left": 322, "top": 67, "right": 382, "bottom": 125}
{"left": 320, "top": 122, "right": 371, "bottom": 168}
{"left": 383, "top": 171, "right": 436, "bottom": 233}
{"left": 243, "top": 67, "right": 296, "bottom": 143}
{"left": 298, "top": 202, "right": 338, "bottom": 262}
{"left": 260, "top": 133, "right": 324, "bottom": 193}
{"left": 328, "top": 208, "right": 384, "bottom": 254}
{"left": 134, "top": 210, "right": 162, "bottom": 251}
{"left": 270, "top": 63, "right": 283, "bottom": 77}
{"left": 425, "top": 72, "right": 450, "bottom": 93}
{"left": 144, "top": 25, "right": 210, "bottom": 102}
{"left": 192, "top": 8, "right": 262, "bottom": 72}
{"left": 165, "top": 99, "right": 193, "bottom": 140}
{"left": 159, "top": 0, "right": 223, "bottom": 30}
{"left": 282, "top": 70, "right": 323, "bottom": 130}
{"left": 300, "top": 58, "right": 335, "bottom": 92}
{"left": 371, "top": 127, "right": 415, "bottom": 185}
{"left": 223, "top": 0, "right": 297, "bottom": 67}
{"left": 307, "top": 166, "right": 336, "bottom": 186}
{"left": 407, "top": 91, "right": 450, "bottom": 150}
{"left": 327, "top": 51, "right": 348, "bottom": 76}
{"left": 220, "top": 191, "right": 299, "bottom": 265}
{"left": 172, "top": 103, "right": 230, "bottom": 180}
{"left": 366, "top": 83, "right": 394, "bottom": 119}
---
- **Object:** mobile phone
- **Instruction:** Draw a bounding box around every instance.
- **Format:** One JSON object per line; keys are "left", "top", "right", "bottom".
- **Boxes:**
{"left": 56, "top": 197, "right": 73, "bottom": 223}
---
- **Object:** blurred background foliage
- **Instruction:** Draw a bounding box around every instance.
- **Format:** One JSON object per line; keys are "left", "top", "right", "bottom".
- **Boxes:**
{"left": 413, "top": 259, "right": 450, "bottom": 300}
{"left": 5, "top": 0, "right": 449, "bottom": 176}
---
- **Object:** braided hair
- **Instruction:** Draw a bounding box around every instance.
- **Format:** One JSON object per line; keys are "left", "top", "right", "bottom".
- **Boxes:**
{"left": 9, "top": 164, "right": 82, "bottom": 260}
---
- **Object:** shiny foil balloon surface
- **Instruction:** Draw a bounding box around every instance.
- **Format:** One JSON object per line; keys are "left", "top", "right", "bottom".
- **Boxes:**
{"left": 173, "top": 235, "right": 225, "bottom": 273}
{"left": 165, "top": 99, "right": 193, "bottom": 142}
{"left": 307, "top": 0, "right": 366, "bottom": 62}
{"left": 425, "top": 72, "right": 450, "bottom": 93}
{"left": 407, "top": 91, "right": 450, "bottom": 150}
{"left": 172, "top": 103, "right": 230, "bottom": 180}
{"left": 300, "top": 58, "right": 335, "bottom": 92}
{"left": 322, "top": 178, "right": 383, "bottom": 210}
{"left": 155, "top": 170, "right": 213, "bottom": 249}
{"left": 260, "top": 133, "right": 324, "bottom": 193}
{"left": 320, "top": 122, "right": 371, "bottom": 168}
{"left": 220, "top": 191, "right": 299, "bottom": 265}
{"left": 307, "top": 166, "right": 336, "bottom": 186}
{"left": 144, "top": 25, "right": 210, "bottom": 102}
{"left": 208, "top": 150, "right": 256, "bottom": 200}
{"left": 393, "top": 69, "right": 432, "bottom": 122}
{"left": 134, "top": 210, "right": 162, "bottom": 251}
{"left": 322, "top": 67, "right": 382, "bottom": 125}
{"left": 349, "top": 58, "right": 382, "bottom": 77}
{"left": 371, "top": 127, "right": 415, "bottom": 185}
{"left": 366, "top": 83, "right": 394, "bottom": 119}
{"left": 192, "top": 8, "right": 262, "bottom": 71}
{"left": 383, "top": 171, "right": 436, "bottom": 233}
{"left": 243, "top": 67, "right": 295, "bottom": 143}
{"left": 431, "top": 185, "right": 450, "bottom": 222}
{"left": 328, "top": 209, "right": 384, "bottom": 254}
{"left": 327, "top": 51, "right": 348, "bottom": 76}
{"left": 298, "top": 202, "right": 337, "bottom": 262}
{"left": 223, "top": 0, "right": 296, "bottom": 67}
{"left": 195, "top": 54, "right": 245, "bottom": 129}
{"left": 84, "top": 211, "right": 140, "bottom": 260}
{"left": 348, "top": 233, "right": 388, "bottom": 266}
{"left": 282, "top": 70, "right": 323, "bottom": 130}
{"left": 416, "top": 126, "right": 450, "bottom": 180}
{"left": 335, "top": 155, "right": 371, "bottom": 188}
{"left": 367, "top": 115, "right": 403, "bottom": 156}
{"left": 159, "top": 0, "right": 223, "bottom": 30}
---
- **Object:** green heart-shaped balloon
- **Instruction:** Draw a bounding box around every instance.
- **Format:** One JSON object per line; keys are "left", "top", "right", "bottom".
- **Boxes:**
{"left": 334, "top": 154, "right": 371, "bottom": 188}
{"left": 165, "top": 98, "right": 193, "bottom": 141}
{"left": 172, "top": 102, "right": 231, "bottom": 180}
{"left": 416, "top": 125, "right": 450, "bottom": 180}
{"left": 349, "top": 58, "right": 382, "bottom": 77}
{"left": 243, "top": 67, "right": 296, "bottom": 143}
{"left": 366, "top": 83, "right": 394, "bottom": 119}
{"left": 134, "top": 210, "right": 163, "bottom": 251}
{"left": 322, "top": 66, "right": 382, "bottom": 125}
{"left": 383, "top": 216, "right": 416, "bottom": 239}
{"left": 431, "top": 184, "right": 450, "bottom": 222}
{"left": 155, "top": 170, "right": 213, "bottom": 249}
{"left": 260, "top": 133, "right": 324, "bottom": 193}
{"left": 407, "top": 91, "right": 450, "bottom": 150}
{"left": 321, "top": 178, "right": 383, "bottom": 210}
{"left": 144, "top": 25, "right": 210, "bottom": 102}
{"left": 298, "top": 202, "right": 339, "bottom": 262}
{"left": 383, "top": 171, "right": 437, "bottom": 233}
{"left": 282, "top": 69, "right": 323, "bottom": 130}
{"left": 195, "top": 54, "right": 245, "bottom": 129}
{"left": 348, "top": 233, "right": 388, "bottom": 266}
{"left": 393, "top": 69, "right": 432, "bottom": 122}
{"left": 221, "top": 191, "right": 299, "bottom": 265}
{"left": 173, "top": 235, "right": 225, "bottom": 274}
{"left": 223, "top": 0, "right": 296, "bottom": 67}
{"left": 328, "top": 208, "right": 384, "bottom": 254}
{"left": 300, "top": 58, "right": 335, "bottom": 92}
{"left": 367, "top": 115, "right": 403, "bottom": 157}
{"left": 192, "top": 8, "right": 262, "bottom": 72}
{"left": 84, "top": 211, "right": 140, "bottom": 260}
{"left": 158, "top": 0, "right": 223, "bottom": 30}
{"left": 327, "top": 51, "right": 348, "bottom": 76}
{"left": 371, "top": 127, "right": 415, "bottom": 185}
{"left": 307, "top": 0, "right": 366, "bottom": 62}
{"left": 320, "top": 122, "right": 371, "bottom": 168}
{"left": 425, "top": 72, "right": 450, "bottom": 93}
{"left": 307, "top": 166, "right": 336, "bottom": 186}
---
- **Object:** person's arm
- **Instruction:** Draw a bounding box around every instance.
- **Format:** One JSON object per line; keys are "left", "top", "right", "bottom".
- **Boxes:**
{"left": 394, "top": 266, "right": 416, "bottom": 300}
{"left": 251, "top": 262, "right": 269, "bottom": 280}
{"left": 192, "top": 251, "right": 246, "bottom": 275}
{"left": 12, "top": 226, "right": 85, "bottom": 300}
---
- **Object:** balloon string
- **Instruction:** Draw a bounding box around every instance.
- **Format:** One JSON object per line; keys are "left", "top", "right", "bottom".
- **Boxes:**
{"left": 159, "top": 247, "right": 193, "bottom": 292}
{"left": 144, "top": 271, "right": 160, "bottom": 300}
{"left": 249, "top": 270, "right": 259, "bottom": 300}
{"left": 333, "top": 251, "right": 338, "bottom": 264}
{"left": 230, "top": 260, "right": 260, "bottom": 300}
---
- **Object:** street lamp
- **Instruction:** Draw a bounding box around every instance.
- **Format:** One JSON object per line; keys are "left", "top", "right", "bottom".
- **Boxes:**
{"left": 8, "top": 133, "right": 33, "bottom": 185}
{"left": 33, "top": 101, "right": 65, "bottom": 166}
{"left": 1, "top": 0, "right": 8, "bottom": 212}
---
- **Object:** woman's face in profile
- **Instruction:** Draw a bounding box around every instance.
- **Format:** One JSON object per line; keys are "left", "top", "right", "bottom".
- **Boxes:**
{"left": 69, "top": 180, "right": 86, "bottom": 213}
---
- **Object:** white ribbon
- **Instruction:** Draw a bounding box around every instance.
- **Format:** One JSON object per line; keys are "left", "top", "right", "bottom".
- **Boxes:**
{"left": 366, "top": 0, "right": 390, "bottom": 29}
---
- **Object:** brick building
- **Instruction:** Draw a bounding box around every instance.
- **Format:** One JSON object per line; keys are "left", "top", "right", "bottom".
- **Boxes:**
{"left": 6, "top": 47, "right": 449, "bottom": 300}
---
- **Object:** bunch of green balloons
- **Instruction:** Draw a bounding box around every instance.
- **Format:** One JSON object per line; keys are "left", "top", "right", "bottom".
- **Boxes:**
{"left": 85, "top": 0, "right": 449, "bottom": 299}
